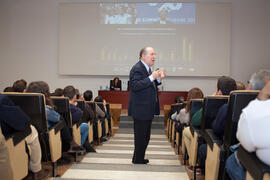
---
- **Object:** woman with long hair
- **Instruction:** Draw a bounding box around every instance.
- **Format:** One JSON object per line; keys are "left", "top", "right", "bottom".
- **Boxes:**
{"left": 173, "top": 87, "right": 204, "bottom": 125}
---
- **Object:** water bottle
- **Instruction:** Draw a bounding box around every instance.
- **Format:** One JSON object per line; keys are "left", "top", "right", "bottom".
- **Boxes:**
{"left": 100, "top": 85, "right": 102, "bottom": 90}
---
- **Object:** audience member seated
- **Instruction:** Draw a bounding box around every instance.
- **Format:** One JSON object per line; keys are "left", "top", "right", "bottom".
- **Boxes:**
{"left": 3, "top": 86, "right": 14, "bottom": 92}
{"left": 51, "top": 88, "right": 64, "bottom": 97}
{"left": 63, "top": 86, "right": 90, "bottom": 147}
{"left": 183, "top": 76, "right": 236, "bottom": 172}
{"left": 236, "top": 81, "right": 246, "bottom": 90}
{"left": 0, "top": 94, "right": 49, "bottom": 180}
{"left": 171, "top": 88, "right": 204, "bottom": 125}
{"left": 26, "top": 81, "right": 85, "bottom": 154}
{"left": 110, "top": 77, "right": 122, "bottom": 91}
{"left": 12, "top": 79, "right": 27, "bottom": 92}
{"left": 197, "top": 76, "right": 237, "bottom": 171}
{"left": 226, "top": 69, "right": 270, "bottom": 180}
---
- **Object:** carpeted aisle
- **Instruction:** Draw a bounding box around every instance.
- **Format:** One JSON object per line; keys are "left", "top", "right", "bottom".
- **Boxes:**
{"left": 51, "top": 115, "right": 188, "bottom": 180}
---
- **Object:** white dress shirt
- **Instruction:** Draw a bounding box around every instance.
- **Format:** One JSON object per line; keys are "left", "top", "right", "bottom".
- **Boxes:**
{"left": 236, "top": 98, "right": 270, "bottom": 166}
{"left": 140, "top": 60, "right": 161, "bottom": 83}
{"left": 171, "top": 108, "right": 190, "bottom": 124}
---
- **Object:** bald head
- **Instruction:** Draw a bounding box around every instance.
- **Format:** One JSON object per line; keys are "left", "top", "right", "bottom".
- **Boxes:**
{"left": 139, "top": 47, "right": 156, "bottom": 67}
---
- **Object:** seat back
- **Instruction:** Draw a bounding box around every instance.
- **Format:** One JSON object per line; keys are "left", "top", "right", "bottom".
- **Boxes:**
{"left": 200, "top": 95, "right": 228, "bottom": 131}
{"left": 76, "top": 100, "right": 85, "bottom": 112}
{"left": 171, "top": 103, "right": 186, "bottom": 115}
{"left": 51, "top": 97, "right": 82, "bottom": 145}
{"left": 96, "top": 102, "right": 105, "bottom": 113}
{"left": 96, "top": 102, "right": 106, "bottom": 137}
{"left": 3, "top": 93, "right": 47, "bottom": 133}
{"left": 51, "top": 97, "right": 72, "bottom": 128}
{"left": 86, "top": 101, "right": 97, "bottom": 141}
{"left": 223, "top": 90, "right": 259, "bottom": 156}
{"left": 3, "top": 93, "right": 62, "bottom": 162}
{"left": 106, "top": 103, "right": 110, "bottom": 114}
{"left": 86, "top": 101, "right": 96, "bottom": 120}
{"left": 189, "top": 99, "right": 203, "bottom": 120}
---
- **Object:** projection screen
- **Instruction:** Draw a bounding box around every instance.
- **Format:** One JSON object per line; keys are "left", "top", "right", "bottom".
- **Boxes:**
{"left": 58, "top": 2, "right": 231, "bottom": 76}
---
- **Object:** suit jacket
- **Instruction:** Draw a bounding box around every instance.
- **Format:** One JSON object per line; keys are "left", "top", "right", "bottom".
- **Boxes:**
{"left": 128, "top": 61, "right": 161, "bottom": 120}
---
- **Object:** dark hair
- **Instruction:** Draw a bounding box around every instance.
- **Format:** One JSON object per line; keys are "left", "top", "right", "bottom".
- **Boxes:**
{"left": 94, "top": 96, "right": 103, "bottom": 103}
{"left": 51, "top": 88, "right": 63, "bottom": 96}
{"left": 83, "top": 90, "right": 93, "bottom": 101}
{"left": 26, "top": 81, "right": 54, "bottom": 107}
{"left": 75, "top": 89, "right": 81, "bottom": 99}
{"left": 63, "top": 85, "right": 76, "bottom": 100}
{"left": 3, "top": 86, "right": 14, "bottom": 92}
{"left": 217, "top": 76, "right": 237, "bottom": 95}
{"left": 12, "top": 79, "right": 27, "bottom": 92}
{"left": 174, "top": 96, "right": 184, "bottom": 103}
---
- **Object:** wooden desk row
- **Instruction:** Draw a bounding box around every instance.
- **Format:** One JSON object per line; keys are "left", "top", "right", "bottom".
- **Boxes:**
{"left": 98, "top": 90, "right": 188, "bottom": 110}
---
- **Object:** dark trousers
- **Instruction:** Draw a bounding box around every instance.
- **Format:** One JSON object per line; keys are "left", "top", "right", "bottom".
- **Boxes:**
{"left": 60, "top": 124, "right": 73, "bottom": 152}
{"left": 198, "top": 143, "right": 207, "bottom": 169}
{"left": 132, "top": 119, "right": 152, "bottom": 162}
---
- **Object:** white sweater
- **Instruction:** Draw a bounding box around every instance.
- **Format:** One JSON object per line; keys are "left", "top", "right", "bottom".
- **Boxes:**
{"left": 237, "top": 98, "right": 270, "bottom": 166}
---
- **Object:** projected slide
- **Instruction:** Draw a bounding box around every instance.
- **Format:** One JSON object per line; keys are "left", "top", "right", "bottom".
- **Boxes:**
{"left": 59, "top": 2, "right": 231, "bottom": 76}
{"left": 100, "top": 3, "right": 195, "bottom": 24}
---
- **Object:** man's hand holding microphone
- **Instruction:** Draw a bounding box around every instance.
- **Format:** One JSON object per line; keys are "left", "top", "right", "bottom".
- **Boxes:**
{"left": 151, "top": 68, "right": 166, "bottom": 80}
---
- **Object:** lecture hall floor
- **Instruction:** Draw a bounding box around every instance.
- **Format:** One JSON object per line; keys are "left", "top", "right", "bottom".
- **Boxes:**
{"left": 45, "top": 115, "right": 202, "bottom": 180}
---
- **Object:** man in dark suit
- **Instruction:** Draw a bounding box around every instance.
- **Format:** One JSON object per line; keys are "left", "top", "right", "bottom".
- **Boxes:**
{"left": 128, "top": 46, "right": 166, "bottom": 164}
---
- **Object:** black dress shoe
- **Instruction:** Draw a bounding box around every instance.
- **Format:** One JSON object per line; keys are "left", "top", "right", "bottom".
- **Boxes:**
{"left": 144, "top": 159, "right": 149, "bottom": 164}
{"left": 132, "top": 159, "right": 148, "bottom": 164}
{"left": 132, "top": 161, "right": 147, "bottom": 164}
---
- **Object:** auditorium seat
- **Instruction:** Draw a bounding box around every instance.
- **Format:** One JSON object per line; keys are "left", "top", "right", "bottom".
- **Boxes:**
{"left": 85, "top": 101, "right": 103, "bottom": 144}
{"left": 181, "top": 99, "right": 203, "bottom": 163}
{"left": 76, "top": 100, "right": 85, "bottom": 112}
{"left": 204, "top": 90, "right": 259, "bottom": 180}
{"left": 51, "top": 97, "right": 81, "bottom": 146}
{"left": 106, "top": 103, "right": 113, "bottom": 136}
{"left": 4, "top": 93, "right": 63, "bottom": 177}
{"left": 96, "top": 102, "right": 109, "bottom": 137}
{"left": 190, "top": 95, "right": 228, "bottom": 180}
{"left": 167, "top": 103, "right": 183, "bottom": 143}
{"left": 238, "top": 145, "right": 270, "bottom": 180}
{"left": 1, "top": 123, "right": 31, "bottom": 180}
{"left": 170, "top": 103, "right": 186, "bottom": 150}
{"left": 85, "top": 101, "right": 95, "bottom": 143}
{"left": 76, "top": 100, "right": 94, "bottom": 143}
{"left": 174, "top": 103, "right": 187, "bottom": 153}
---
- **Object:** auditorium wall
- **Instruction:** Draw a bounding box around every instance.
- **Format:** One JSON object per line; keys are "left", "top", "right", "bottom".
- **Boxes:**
{"left": 0, "top": 0, "right": 270, "bottom": 97}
